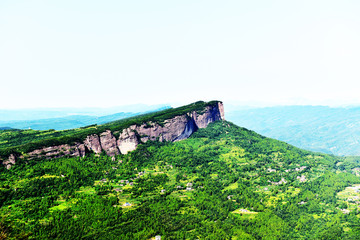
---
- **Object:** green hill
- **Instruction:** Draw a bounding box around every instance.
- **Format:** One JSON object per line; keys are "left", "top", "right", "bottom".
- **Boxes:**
{"left": 1, "top": 118, "right": 360, "bottom": 239}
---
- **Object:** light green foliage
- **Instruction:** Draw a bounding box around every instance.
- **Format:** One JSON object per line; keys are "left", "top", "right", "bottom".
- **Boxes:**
{"left": 1, "top": 121, "right": 360, "bottom": 239}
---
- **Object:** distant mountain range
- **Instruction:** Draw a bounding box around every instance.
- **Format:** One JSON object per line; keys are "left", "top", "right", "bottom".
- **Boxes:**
{"left": 227, "top": 105, "right": 360, "bottom": 156}
{"left": 0, "top": 127, "right": 13, "bottom": 130}
{"left": 0, "top": 105, "right": 169, "bottom": 130}
{"left": 0, "top": 104, "right": 169, "bottom": 121}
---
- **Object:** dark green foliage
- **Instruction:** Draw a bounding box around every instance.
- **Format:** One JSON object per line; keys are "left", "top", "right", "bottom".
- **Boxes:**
{"left": 1, "top": 120, "right": 360, "bottom": 239}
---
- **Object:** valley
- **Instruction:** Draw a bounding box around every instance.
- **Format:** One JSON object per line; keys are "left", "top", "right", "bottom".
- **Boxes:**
{"left": 227, "top": 106, "right": 360, "bottom": 156}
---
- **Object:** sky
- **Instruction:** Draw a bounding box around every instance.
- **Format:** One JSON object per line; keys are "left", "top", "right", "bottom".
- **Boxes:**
{"left": 1, "top": 0, "right": 360, "bottom": 109}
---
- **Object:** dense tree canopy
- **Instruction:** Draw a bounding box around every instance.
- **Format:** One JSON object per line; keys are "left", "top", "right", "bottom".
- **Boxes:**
{"left": 1, "top": 121, "right": 360, "bottom": 239}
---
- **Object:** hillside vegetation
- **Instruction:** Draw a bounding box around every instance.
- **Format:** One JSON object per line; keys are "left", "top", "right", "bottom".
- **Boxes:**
{"left": 1, "top": 121, "right": 360, "bottom": 239}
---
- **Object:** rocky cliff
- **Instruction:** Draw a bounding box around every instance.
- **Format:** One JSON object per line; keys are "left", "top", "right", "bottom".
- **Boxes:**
{"left": 2, "top": 101, "right": 225, "bottom": 169}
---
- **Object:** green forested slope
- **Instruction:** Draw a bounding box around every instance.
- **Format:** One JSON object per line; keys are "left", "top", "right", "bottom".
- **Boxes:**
{"left": 1, "top": 121, "right": 360, "bottom": 239}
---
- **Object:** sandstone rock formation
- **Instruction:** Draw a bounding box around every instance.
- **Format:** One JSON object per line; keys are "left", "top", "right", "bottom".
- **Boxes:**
{"left": 25, "top": 144, "right": 84, "bottom": 160}
{"left": 116, "top": 102, "right": 224, "bottom": 153}
{"left": 117, "top": 127, "right": 139, "bottom": 155}
{"left": 1, "top": 102, "right": 225, "bottom": 168}
{"left": 84, "top": 134, "right": 102, "bottom": 154}
{"left": 3, "top": 154, "right": 16, "bottom": 170}
{"left": 100, "top": 130, "right": 119, "bottom": 156}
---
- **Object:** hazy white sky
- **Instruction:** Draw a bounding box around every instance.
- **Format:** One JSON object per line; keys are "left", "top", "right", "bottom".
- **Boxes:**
{"left": 1, "top": 0, "right": 360, "bottom": 109}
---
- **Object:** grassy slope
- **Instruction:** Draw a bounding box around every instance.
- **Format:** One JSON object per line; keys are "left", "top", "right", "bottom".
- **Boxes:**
{"left": 1, "top": 121, "right": 360, "bottom": 239}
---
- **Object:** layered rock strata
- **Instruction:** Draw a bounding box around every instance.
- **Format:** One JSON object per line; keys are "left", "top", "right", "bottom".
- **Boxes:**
{"left": 2, "top": 102, "right": 224, "bottom": 168}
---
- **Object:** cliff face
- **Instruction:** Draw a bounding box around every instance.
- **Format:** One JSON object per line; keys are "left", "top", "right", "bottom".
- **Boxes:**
{"left": 117, "top": 102, "right": 224, "bottom": 152}
{"left": 2, "top": 102, "right": 225, "bottom": 168}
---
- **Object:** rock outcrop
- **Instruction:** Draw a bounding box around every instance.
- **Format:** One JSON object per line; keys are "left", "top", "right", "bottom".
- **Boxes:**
{"left": 193, "top": 103, "right": 224, "bottom": 128}
{"left": 1, "top": 101, "right": 225, "bottom": 168}
{"left": 116, "top": 102, "right": 224, "bottom": 153}
{"left": 84, "top": 134, "right": 102, "bottom": 154}
{"left": 117, "top": 127, "right": 139, "bottom": 155}
{"left": 3, "top": 154, "right": 16, "bottom": 170}
{"left": 100, "top": 130, "right": 119, "bottom": 156}
{"left": 25, "top": 144, "right": 84, "bottom": 159}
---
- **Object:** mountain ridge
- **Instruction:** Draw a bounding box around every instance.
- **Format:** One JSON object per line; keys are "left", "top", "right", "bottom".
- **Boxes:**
{"left": 0, "top": 104, "right": 170, "bottom": 121}
{"left": 0, "top": 106, "right": 171, "bottom": 131}
{"left": 1, "top": 101, "right": 224, "bottom": 169}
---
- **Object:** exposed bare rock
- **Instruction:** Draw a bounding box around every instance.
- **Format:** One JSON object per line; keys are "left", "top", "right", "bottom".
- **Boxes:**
{"left": 26, "top": 144, "right": 82, "bottom": 159}
{"left": 218, "top": 102, "right": 225, "bottom": 120}
{"left": 295, "top": 166, "right": 307, "bottom": 172}
{"left": 118, "top": 127, "right": 139, "bottom": 154}
{"left": 84, "top": 134, "right": 102, "bottom": 154}
{"left": 340, "top": 208, "right": 350, "bottom": 214}
{"left": 1, "top": 144, "right": 84, "bottom": 167}
{"left": 174, "top": 118, "right": 198, "bottom": 141}
{"left": 76, "top": 143, "right": 86, "bottom": 157}
{"left": 3, "top": 154, "right": 16, "bottom": 169}
{"left": 136, "top": 115, "right": 191, "bottom": 142}
{"left": 269, "top": 178, "right": 287, "bottom": 185}
{"left": 297, "top": 175, "right": 307, "bottom": 182}
{"left": 192, "top": 102, "right": 224, "bottom": 128}
{"left": 8, "top": 154, "right": 16, "bottom": 165}
{"left": 117, "top": 113, "right": 198, "bottom": 153}
{"left": 100, "top": 130, "right": 119, "bottom": 156}
{"left": 117, "top": 103, "right": 224, "bottom": 152}
{"left": 352, "top": 168, "right": 360, "bottom": 176}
